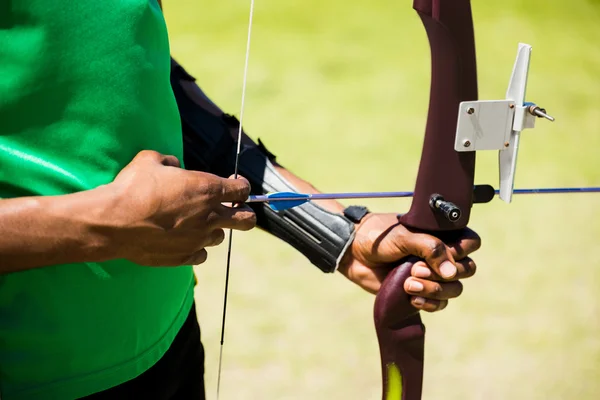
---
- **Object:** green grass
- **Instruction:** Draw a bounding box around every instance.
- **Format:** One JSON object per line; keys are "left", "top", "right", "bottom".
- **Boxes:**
{"left": 164, "top": 1, "right": 600, "bottom": 399}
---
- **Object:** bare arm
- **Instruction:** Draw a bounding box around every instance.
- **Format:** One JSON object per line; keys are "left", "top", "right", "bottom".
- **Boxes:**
{"left": 0, "top": 185, "right": 118, "bottom": 273}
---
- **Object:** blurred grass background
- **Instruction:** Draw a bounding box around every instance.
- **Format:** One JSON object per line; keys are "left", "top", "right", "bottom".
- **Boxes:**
{"left": 164, "top": 0, "right": 600, "bottom": 399}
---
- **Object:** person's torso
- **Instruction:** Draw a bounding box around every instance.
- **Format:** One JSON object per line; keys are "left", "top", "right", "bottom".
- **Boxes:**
{"left": 0, "top": 1, "right": 194, "bottom": 398}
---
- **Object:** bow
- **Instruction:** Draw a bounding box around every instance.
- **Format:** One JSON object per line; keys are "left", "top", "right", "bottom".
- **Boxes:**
{"left": 373, "top": 1, "right": 560, "bottom": 398}
{"left": 212, "top": 0, "right": 561, "bottom": 398}
{"left": 373, "top": 2, "right": 479, "bottom": 398}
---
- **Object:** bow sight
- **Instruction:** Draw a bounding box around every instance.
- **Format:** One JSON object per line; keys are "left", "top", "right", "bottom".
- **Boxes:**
{"left": 454, "top": 43, "right": 555, "bottom": 205}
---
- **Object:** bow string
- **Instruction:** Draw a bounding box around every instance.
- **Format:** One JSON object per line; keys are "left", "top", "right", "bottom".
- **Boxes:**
{"left": 216, "top": 1, "right": 256, "bottom": 398}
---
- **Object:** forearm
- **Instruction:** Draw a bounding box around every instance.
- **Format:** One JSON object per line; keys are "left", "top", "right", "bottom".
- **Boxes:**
{"left": 0, "top": 185, "right": 117, "bottom": 273}
{"left": 273, "top": 166, "right": 345, "bottom": 214}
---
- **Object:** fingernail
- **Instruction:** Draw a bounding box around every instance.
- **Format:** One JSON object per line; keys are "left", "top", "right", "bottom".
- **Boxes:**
{"left": 413, "top": 266, "right": 432, "bottom": 278}
{"left": 440, "top": 261, "right": 457, "bottom": 279}
{"left": 412, "top": 297, "right": 425, "bottom": 306}
{"left": 408, "top": 281, "right": 424, "bottom": 292}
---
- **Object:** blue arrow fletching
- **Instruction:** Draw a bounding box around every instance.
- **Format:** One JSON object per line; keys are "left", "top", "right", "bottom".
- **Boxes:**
{"left": 265, "top": 192, "right": 310, "bottom": 211}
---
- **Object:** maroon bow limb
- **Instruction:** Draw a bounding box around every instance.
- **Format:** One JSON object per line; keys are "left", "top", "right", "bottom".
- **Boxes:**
{"left": 374, "top": 1, "right": 478, "bottom": 399}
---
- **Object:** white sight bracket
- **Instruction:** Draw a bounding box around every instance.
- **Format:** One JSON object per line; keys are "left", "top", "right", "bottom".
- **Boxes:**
{"left": 454, "top": 43, "right": 554, "bottom": 203}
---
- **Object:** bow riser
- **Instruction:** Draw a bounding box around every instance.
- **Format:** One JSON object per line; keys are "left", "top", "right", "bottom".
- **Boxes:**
{"left": 374, "top": 1, "right": 479, "bottom": 399}
{"left": 401, "top": 0, "right": 478, "bottom": 232}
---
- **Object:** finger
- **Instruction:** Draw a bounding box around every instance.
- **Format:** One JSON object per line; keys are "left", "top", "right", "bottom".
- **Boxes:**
{"left": 204, "top": 229, "right": 226, "bottom": 247}
{"left": 227, "top": 174, "right": 250, "bottom": 183}
{"left": 223, "top": 175, "right": 253, "bottom": 207}
{"left": 133, "top": 150, "right": 162, "bottom": 163}
{"left": 400, "top": 233, "right": 457, "bottom": 280}
{"left": 404, "top": 277, "right": 463, "bottom": 300}
{"left": 219, "top": 176, "right": 251, "bottom": 203}
{"left": 446, "top": 227, "right": 481, "bottom": 260}
{"left": 411, "top": 258, "right": 476, "bottom": 281}
{"left": 134, "top": 150, "right": 181, "bottom": 168}
{"left": 184, "top": 249, "right": 208, "bottom": 266}
{"left": 453, "top": 257, "right": 477, "bottom": 280}
{"left": 161, "top": 154, "right": 181, "bottom": 168}
{"left": 411, "top": 261, "right": 435, "bottom": 279}
{"left": 411, "top": 297, "right": 448, "bottom": 313}
{"left": 215, "top": 204, "right": 257, "bottom": 231}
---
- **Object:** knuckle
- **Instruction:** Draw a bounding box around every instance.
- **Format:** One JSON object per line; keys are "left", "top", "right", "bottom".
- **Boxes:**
{"left": 205, "top": 210, "right": 221, "bottom": 227}
{"left": 137, "top": 150, "right": 161, "bottom": 162}
{"left": 436, "top": 281, "right": 463, "bottom": 299}
{"left": 422, "top": 283, "right": 443, "bottom": 300}
{"left": 426, "top": 239, "right": 447, "bottom": 260}
{"left": 452, "top": 244, "right": 468, "bottom": 260}
{"left": 218, "top": 179, "right": 229, "bottom": 200}
{"left": 199, "top": 176, "right": 222, "bottom": 201}
{"left": 432, "top": 282, "right": 444, "bottom": 294}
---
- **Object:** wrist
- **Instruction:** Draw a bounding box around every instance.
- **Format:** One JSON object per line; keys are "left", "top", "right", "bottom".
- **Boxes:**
{"left": 88, "top": 183, "right": 129, "bottom": 262}
{"left": 47, "top": 184, "right": 124, "bottom": 263}
{"left": 336, "top": 206, "right": 371, "bottom": 273}
{"left": 337, "top": 239, "right": 356, "bottom": 273}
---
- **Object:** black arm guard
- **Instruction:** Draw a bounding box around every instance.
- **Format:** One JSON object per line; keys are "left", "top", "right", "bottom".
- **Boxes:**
{"left": 171, "top": 58, "right": 355, "bottom": 273}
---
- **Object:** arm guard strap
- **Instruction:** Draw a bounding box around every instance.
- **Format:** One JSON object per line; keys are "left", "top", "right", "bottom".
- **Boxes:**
{"left": 171, "top": 58, "right": 355, "bottom": 273}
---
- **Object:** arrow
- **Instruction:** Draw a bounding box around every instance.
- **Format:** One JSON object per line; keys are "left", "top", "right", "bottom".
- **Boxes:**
{"left": 247, "top": 191, "right": 414, "bottom": 211}
{"left": 247, "top": 186, "right": 600, "bottom": 211}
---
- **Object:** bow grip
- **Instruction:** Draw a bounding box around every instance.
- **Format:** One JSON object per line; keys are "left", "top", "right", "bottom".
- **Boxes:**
{"left": 374, "top": 257, "right": 425, "bottom": 400}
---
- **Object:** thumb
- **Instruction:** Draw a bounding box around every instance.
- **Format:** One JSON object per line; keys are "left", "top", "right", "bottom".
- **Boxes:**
{"left": 400, "top": 232, "right": 457, "bottom": 280}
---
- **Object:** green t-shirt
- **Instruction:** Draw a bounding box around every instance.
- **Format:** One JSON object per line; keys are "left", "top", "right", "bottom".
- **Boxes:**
{"left": 0, "top": 1, "right": 195, "bottom": 398}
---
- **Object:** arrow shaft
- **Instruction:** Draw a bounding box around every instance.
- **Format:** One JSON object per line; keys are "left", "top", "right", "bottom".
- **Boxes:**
{"left": 247, "top": 187, "right": 600, "bottom": 203}
{"left": 247, "top": 191, "right": 415, "bottom": 203}
{"left": 509, "top": 187, "right": 600, "bottom": 195}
